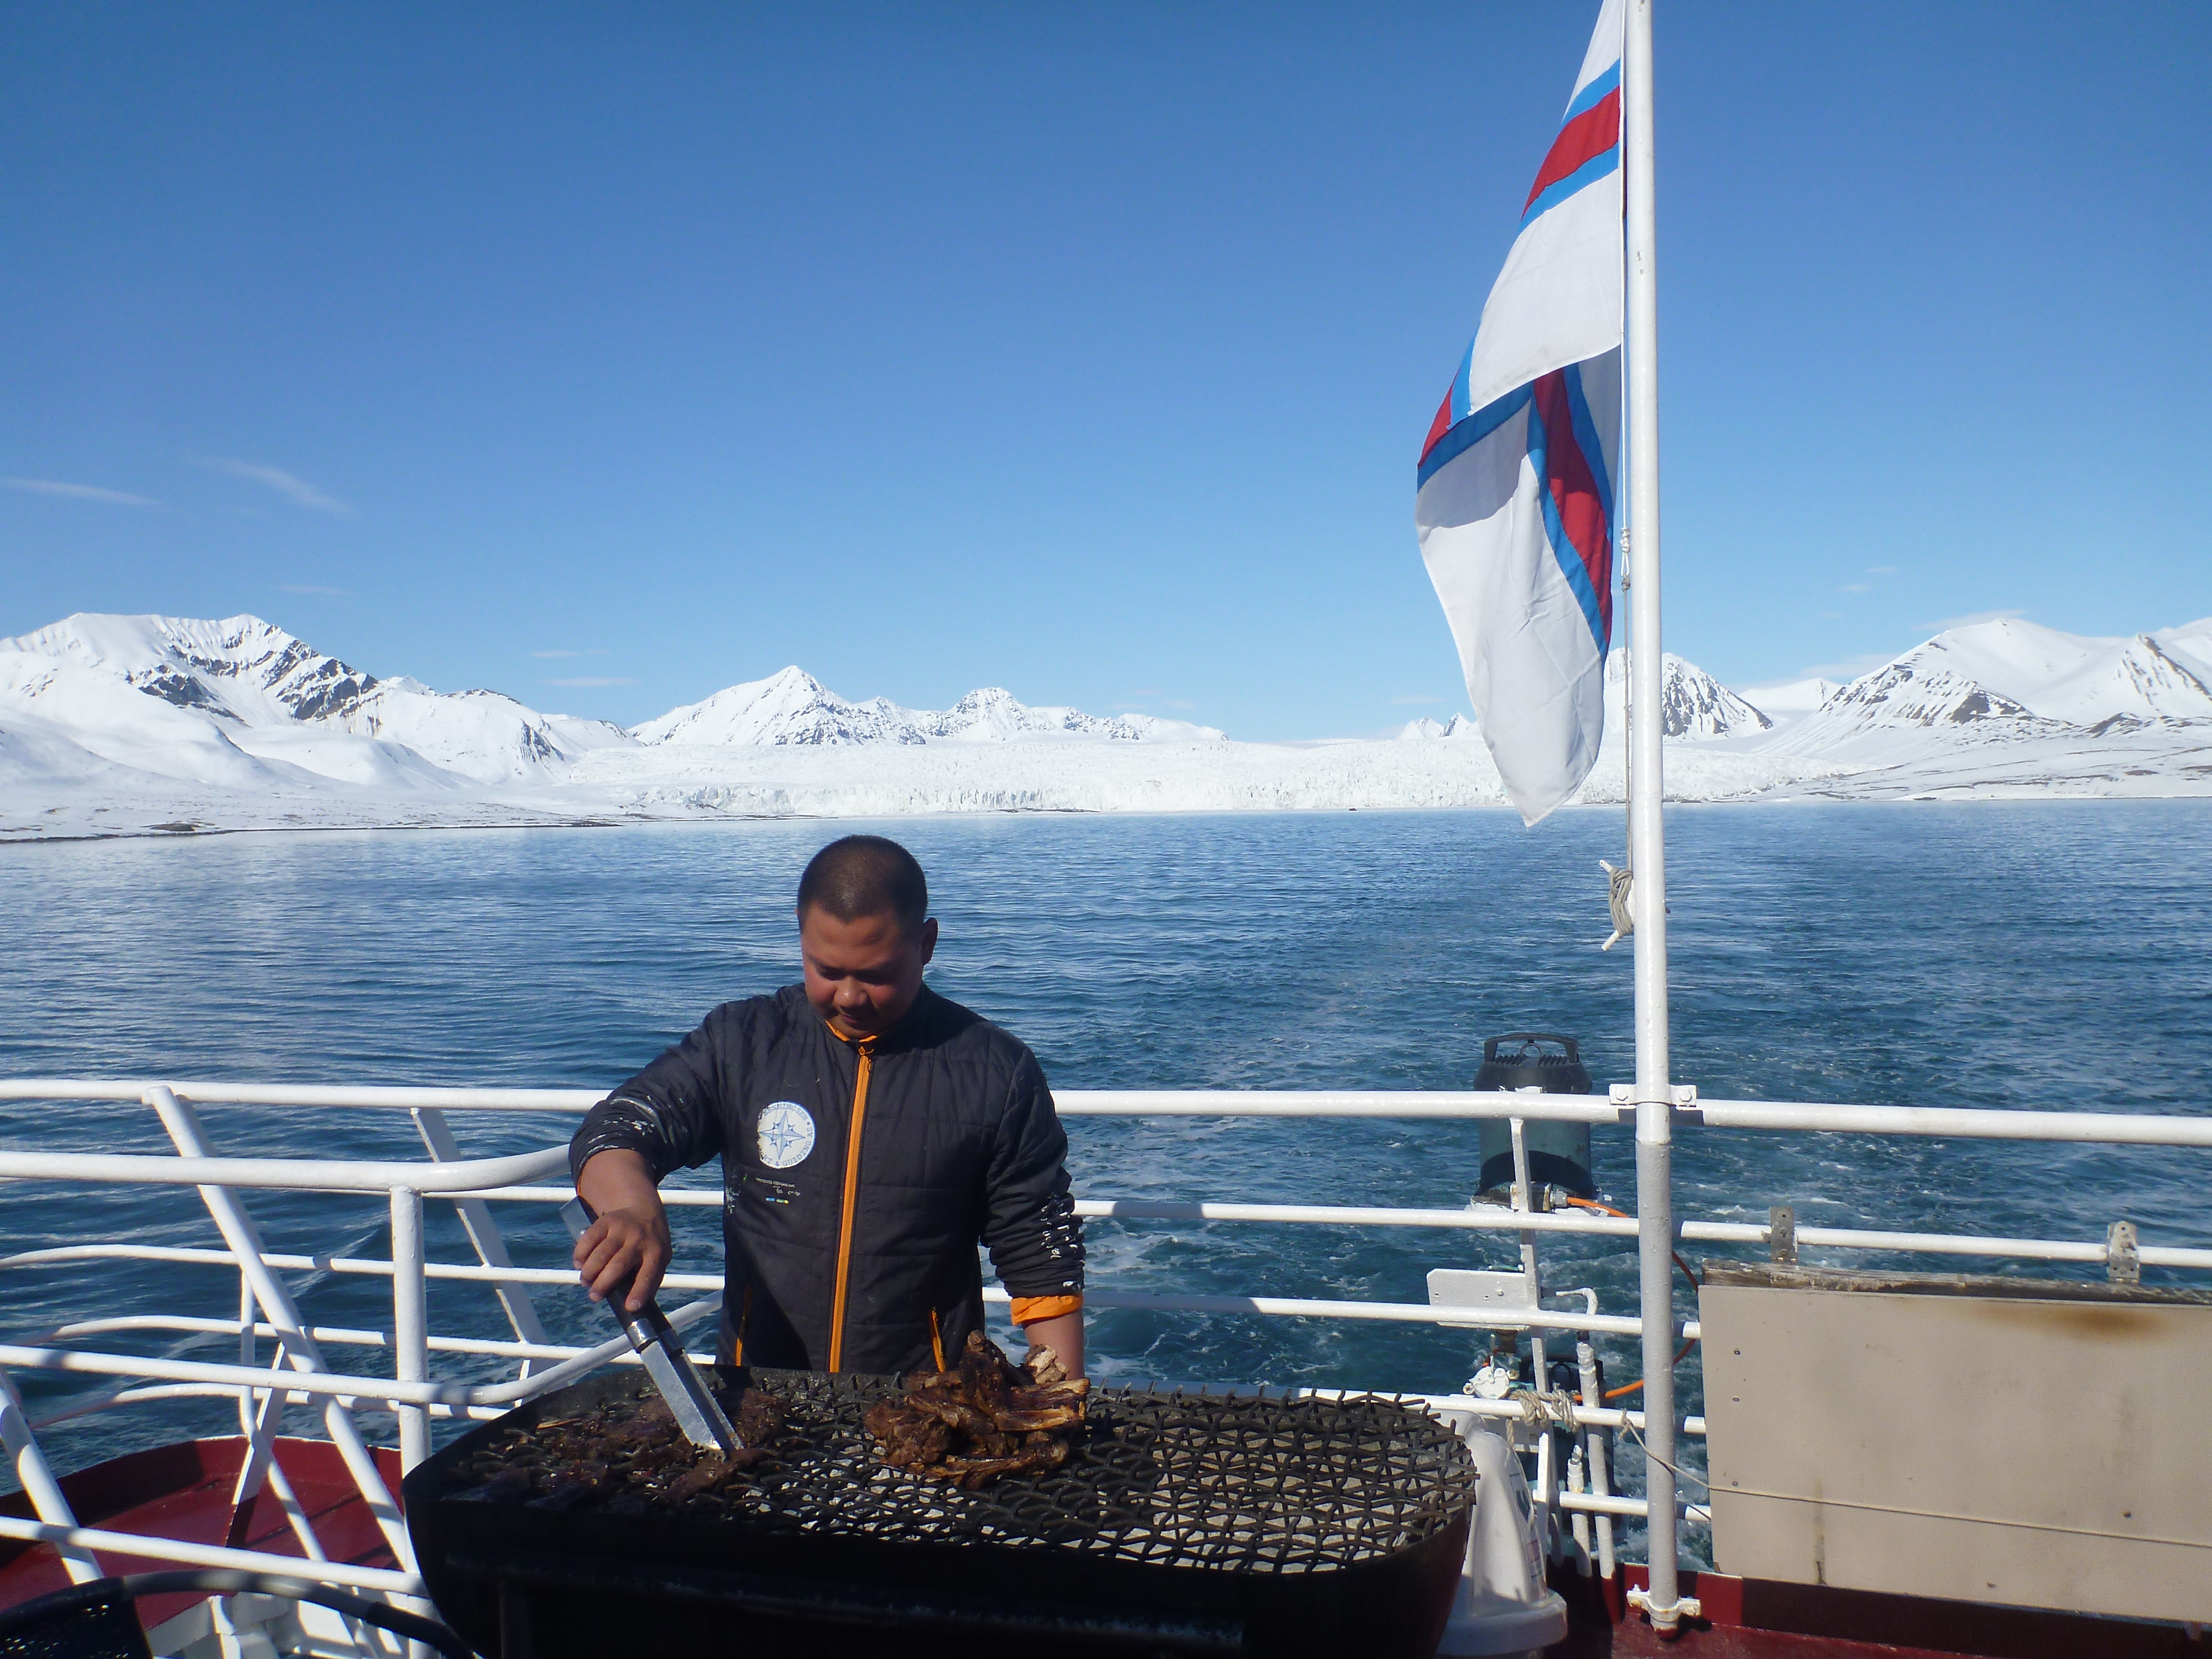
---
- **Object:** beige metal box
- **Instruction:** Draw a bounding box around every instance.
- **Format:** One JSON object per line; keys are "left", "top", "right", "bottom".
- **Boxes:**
{"left": 1699, "top": 1262, "right": 2212, "bottom": 1624}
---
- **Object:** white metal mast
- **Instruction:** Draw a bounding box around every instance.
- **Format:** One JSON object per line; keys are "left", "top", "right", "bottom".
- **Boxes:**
{"left": 1623, "top": 0, "right": 1688, "bottom": 1634}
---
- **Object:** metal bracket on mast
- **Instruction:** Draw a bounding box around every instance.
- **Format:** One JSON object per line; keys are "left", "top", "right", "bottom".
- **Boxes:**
{"left": 1627, "top": 1587, "right": 1703, "bottom": 1623}
{"left": 1609, "top": 1083, "right": 1697, "bottom": 1123}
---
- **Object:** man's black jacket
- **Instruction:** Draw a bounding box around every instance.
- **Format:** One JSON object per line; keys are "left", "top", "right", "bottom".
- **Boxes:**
{"left": 568, "top": 983, "right": 1083, "bottom": 1375}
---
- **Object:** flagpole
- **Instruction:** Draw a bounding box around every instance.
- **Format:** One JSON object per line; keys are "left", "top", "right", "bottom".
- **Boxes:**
{"left": 1623, "top": 0, "right": 1687, "bottom": 1635}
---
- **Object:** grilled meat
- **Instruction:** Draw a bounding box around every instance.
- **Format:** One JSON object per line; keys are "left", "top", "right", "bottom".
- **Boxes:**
{"left": 864, "top": 1331, "right": 1087, "bottom": 1487}
{"left": 734, "top": 1386, "right": 787, "bottom": 1446}
{"left": 921, "top": 1433, "right": 1072, "bottom": 1490}
{"left": 862, "top": 1399, "right": 955, "bottom": 1469}
{"left": 459, "top": 1384, "right": 785, "bottom": 1511}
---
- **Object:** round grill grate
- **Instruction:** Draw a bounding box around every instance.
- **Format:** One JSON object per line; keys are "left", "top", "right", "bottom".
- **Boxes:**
{"left": 458, "top": 1369, "right": 1477, "bottom": 1574}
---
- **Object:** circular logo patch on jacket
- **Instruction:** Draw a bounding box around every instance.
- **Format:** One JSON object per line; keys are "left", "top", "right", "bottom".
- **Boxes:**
{"left": 757, "top": 1100, "right": 817, "bottom": 1170}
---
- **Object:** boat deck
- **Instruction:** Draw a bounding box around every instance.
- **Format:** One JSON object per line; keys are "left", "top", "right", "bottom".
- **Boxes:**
{"left": 3, "top": 1436, "right": 2201, "bottom": 1658}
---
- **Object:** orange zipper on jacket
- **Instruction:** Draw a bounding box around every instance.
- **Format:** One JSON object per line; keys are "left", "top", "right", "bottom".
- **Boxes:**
{"left": 826, "top": 1037, "right": 874, "bottom": 1371}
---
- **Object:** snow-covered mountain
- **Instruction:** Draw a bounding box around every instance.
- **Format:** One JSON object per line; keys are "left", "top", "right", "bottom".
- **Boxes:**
{"left": 1735, "top": 677, "right": 1838, "bottom": 729}
{"left": 921, "top": 685, "right": 1220, "bottom": 744}
{"left": 4, "top": 608, "right": 2210, "bottom": 841}
{"left": 2154, "top": 617, "right": 2212, "bottom": 681}
{"left": 1603, "top": 650, "right": 1772, "bottom": 739}
{"left": 633, "top": 667, "right": 922, "bottom": 747}
{"left": 1773, "top": 618, "right": 2212, "bottom": 756}
{"left": 1401, "top": 654, "right": 1768, "bottom": 744}
{"left": 0, "top": 613, "right": 624, "bottom": 795}
{"left": 633, "top": 666, "right": 1222, "bottom": 747}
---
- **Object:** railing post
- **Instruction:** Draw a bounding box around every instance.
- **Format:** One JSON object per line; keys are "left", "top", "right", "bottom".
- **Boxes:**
{"left": 390, "top": 1187, "right": 431, "bottom": 1472}
{"left": 145, "top": 1087, "right": 419, "bottom": 1574}
{"left": 1576, "top": 1339, "right": 1618, "bottom": 1580}
{"left": 0, "top": 1370, "right": 100, "bottom": 1583}
{"left": 412, "top": 1107, "right": 551, "bottom": 1375}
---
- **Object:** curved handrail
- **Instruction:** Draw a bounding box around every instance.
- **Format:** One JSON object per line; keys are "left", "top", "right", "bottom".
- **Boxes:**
{"left": 0, "top": 1080, "right": 603, "bottom": 1110}
{"left": 0, "top": 1145, "right": 570, "bottom": 1193}
{"left": 0, "top": 1078, "right": 2207, "bottom": 1146}
{"left": 0, "top": 1295, "right": 724, "bottom": 1410}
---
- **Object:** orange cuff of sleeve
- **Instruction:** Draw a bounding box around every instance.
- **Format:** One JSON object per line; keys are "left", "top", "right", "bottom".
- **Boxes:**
{"left": 1009, "top": 1294, "right": 1083, "bottom": 1326}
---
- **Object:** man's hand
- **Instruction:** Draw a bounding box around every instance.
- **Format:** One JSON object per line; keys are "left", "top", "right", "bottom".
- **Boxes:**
{"left": 572, "top": 1150, "right": 671, "bottom": 1313}
{"left": 1021, "top": 1310, "right": 1084, "bottom": 1381}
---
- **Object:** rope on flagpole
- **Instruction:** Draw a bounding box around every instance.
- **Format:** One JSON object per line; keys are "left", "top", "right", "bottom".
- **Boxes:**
{"left": 1605, "top": 521, "right": 1635, "bottom": 952}
{"left": 1600, "top": 859, "right": 1634, "bottom": 951}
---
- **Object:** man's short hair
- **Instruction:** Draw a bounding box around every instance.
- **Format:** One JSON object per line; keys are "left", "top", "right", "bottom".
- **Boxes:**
{"left": 796, "top": 835, "right": 929, "bottom": 937}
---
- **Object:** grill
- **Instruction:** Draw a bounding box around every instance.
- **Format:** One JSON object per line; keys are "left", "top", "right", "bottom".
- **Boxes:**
{"left": 405, "top": 1366, "right": 1477, "bottom": 1658}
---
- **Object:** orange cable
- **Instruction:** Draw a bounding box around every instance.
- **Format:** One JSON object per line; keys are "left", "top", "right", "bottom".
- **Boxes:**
{"left": 1557, "top": 1196, "right": 1701, "bottom": 1399}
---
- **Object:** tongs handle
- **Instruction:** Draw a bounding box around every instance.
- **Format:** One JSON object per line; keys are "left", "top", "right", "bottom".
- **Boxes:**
{"left": 561, "top": 1196, "right": 670, "bottom": 1343}
{"left": 560, "top": 1196, "right": 744, "bottom": 1453}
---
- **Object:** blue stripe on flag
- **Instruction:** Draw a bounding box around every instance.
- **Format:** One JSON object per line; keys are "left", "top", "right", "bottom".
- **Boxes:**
{"left": 1561, "top": 62, "right": 1620, "bottom": 126}
{"left": 1519, "top": 149, "right": 1619, "bottom": 229}
{"left": 1415, "top": 383, "right": 1533, "bottom": 493}
{"left": 1562, "top": 362, "right": 1614, "bottom": 531}
{"left": 1525, "top": 398, "right": 1610, "bottom": 656}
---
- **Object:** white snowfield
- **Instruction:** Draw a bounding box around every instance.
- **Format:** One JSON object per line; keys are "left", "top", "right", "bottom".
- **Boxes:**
{"left": 2, "top": 611, "right": 2209, "bottom": 841}
{"left": 635, "top": 665, "right": 1223, "bottom": 747}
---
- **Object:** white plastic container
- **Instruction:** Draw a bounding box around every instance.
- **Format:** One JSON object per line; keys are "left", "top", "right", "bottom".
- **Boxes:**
{"left": 1430, "top": 1410, "right": 1570, "bottom": 1658}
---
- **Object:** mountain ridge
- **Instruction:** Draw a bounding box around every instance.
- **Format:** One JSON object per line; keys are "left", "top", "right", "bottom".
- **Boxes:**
{"left": 632, "top": 665, "right": 1224, "bottom": 748}
{"left": 3, "top": 608, "right": 2209, "bottom": 838}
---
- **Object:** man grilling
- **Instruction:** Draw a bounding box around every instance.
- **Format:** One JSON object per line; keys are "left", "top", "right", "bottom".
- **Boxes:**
{"left": 568, "top": 834, "right": 1086, "bottom": 1377}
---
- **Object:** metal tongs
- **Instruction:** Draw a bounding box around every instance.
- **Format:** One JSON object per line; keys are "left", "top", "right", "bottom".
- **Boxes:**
{"left": 561, "top": 1197, "right": 743, "bottom": 1454}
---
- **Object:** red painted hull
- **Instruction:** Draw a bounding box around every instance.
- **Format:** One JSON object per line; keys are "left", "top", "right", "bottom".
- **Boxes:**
{"left": 0, "top": 1437, "right": 403, "bottom": 1632}
{"left": 1552, "top": 1565, "right": 2200, "bottom": 1658}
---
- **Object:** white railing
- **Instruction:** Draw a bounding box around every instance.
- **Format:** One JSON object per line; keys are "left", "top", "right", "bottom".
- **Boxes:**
{"left": 0, "top": 1077, "right": 2201, "bottom": 1614}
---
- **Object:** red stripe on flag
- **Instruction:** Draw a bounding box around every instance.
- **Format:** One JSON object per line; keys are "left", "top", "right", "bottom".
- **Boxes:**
{"left": 1532, "top": 370, "right": 1613, "bottom": 643}
{"left": 1420, "top": 388, "right": 1456, "bottom": 466}
{"left": 1522, "top": 88, "right": 1621, "bottom": 213}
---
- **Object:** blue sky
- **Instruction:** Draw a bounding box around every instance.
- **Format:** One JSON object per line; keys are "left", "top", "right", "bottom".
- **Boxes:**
{"left": 3, "top": 2, "right": 2206, "bottom": 739}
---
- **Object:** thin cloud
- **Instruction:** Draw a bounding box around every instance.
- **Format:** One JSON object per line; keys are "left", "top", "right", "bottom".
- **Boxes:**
{"left": 532, "top": 649, "right": 608, "bottom": 660}
{"left": 200, "top": 457, "right": 351, "bottom": 514}
{"left": 280, "top": 583, "right": 352, "bottom": 597}
{"left": 1837, "top": 583, "right": 1871, "bottom": 594}
{"left": 5, "top": 476, "right": 166, "bottom": 509}
{"left": 1390, "top": 693, "right": 1444, "bottom": 706}
{"left": 1865, "top": 565, "right": 1897, "bottom": 576}
{"left": 544, "top": 676, "right": 637, "bottom": 688}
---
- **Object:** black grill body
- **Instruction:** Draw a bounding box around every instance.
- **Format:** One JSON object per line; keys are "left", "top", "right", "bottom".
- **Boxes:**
{"left": 405, "top": 1366, "right": 1475, "bottom": 1658}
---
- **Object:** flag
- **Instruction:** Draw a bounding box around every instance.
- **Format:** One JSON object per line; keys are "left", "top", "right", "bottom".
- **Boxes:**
{"left": 1416, "top": 0, "right": 1625, "bottom": 826}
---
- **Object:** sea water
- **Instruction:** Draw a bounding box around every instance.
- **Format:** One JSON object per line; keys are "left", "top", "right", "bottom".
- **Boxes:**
{"left": 2, "top": 804, "right": 2209, "bottom": 1552}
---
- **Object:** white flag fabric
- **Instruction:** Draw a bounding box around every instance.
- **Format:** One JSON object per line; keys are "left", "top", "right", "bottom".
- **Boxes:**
{"left": 1416, "top": 0, "right": 1625, "bottom": 826}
